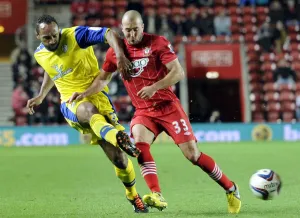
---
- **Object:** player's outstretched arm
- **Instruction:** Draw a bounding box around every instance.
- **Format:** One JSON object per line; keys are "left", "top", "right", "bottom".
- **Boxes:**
{"left": 26, "top": 72, "right": 54, "bottom": 114}
{"left": 137, "top": 59, "right": 184, "bottom": 99}
{"left": 67, "top": 71, "right": 113, "bottom": 103}
{"left": 105, "top": 30, "right": 133, "bottom": 81}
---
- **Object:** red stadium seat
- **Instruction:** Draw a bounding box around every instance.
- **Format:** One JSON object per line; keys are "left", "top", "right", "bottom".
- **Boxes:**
{"left": 279, "top": 91, "right": 295, "bottom": 102}
{"left": 250, "top": 92, "right": 263, "bottom": 102}
{"left": 260, "top": 53, "right": 276, "bottom": 62}
{"left": 243, "top": 7, "right": 255, "bottom": 15}
{"left": 247, "top": 52, "right": 259, "bottom": 63}
{"left": 230, "top": 15, "right": 242, "bottom": 24}
{"left": 248, "top": 63, "right": 260, "bottom": 72}
{"left": 102, "top": 0, "right": 115, "bottom": 8}
{"left": 230, "top": 25, "right": 241, "bottom": 34}
{"left": 278, "top": 84, "right": 295, "bottom": 92}
{"left": 282, "top": 112, "right": 295, "bottom": 122}
{"left": 266, "top": 102, "right": 281, "bottom": 112}
{"left": 171, "top": 7, "right": 185, "bottom": 16}
{"left": 252, "top": 111, "right": 264, "bottom": 120}
{"left": 102, "top": 18, "right": 116, "bottom": 27}
{"left": 228, "top": 0, "right": 238, "bottom": 5}
{"left": 143, "top": 0, "right": 156, "bottom": 7}
{"left": 249, "top": 82, "right": 263, "bottom": 92}
{"left": 157, "top": 0, "right": 170, "bottom": 7}
{"left": 289, "top": 33, "right": 300, "bottom": 42}
{"left": 70, "top": 1, "right": 87, "bottom": 14}
{"left": 262, "top": 71, "right": 274, "bottom": 83}
{"left": 171, "top": 0, "right": 184, "bottom": 7}
{"left": 296, "top": 82, "right": 300, "bottom": 92}
{"left": 261, "top": 62, "right": 276, "bottom": 71}
{"left": 251, "top": 102, "right": 265, "bottom": 112}
{"left": 264, "top": 92, "right": 279, "bottom": 102}
{"left": 263, "top": 82, "right": 278, "bottom": 92}
{"left": 157, "top": 7, "right": 171, "bottom": 16}
{"left": 214, "top": 0, "right": 226, "bottom": 6}
{"left": 288, "top": 25, "right": 300, "bottom": 33}
{"left": 249, "top": 73, "right": 261, "bottom": 83}
{"left": 292, "top": 62, "right": 300, "bottom": 71}
{"left": 290, "top": 43, "right": 300, "bottom": 51}
{"left": 243, "top": 25, "right": 258, "bottom": 33}
{"left": 243, "top": 15, "right": 256, "bottom": 25}
{"left": 102, "top": 8, "right": 115, "bottom": 17}
{"left": 256, "top": 7, "right": 269, "bottom": 14}
{"left": 245, "top": 33, "right": 256, "bottom": 43}
{"left": 267, "top": 111, "right": 280, "bottom": 122}
{"left": 115, "top": 0, "right": 127, "bottom": 9}
{"left": 86, "top": 1, "right": 101, "bottom": 14}
{"left": 231, "top": 34, "right": 244, "bottom": 42}
{"left": 257, "top": 14, "right": 268, "bottom": 25}
{"left": 228, "top": 6, "right": 241, "bottom": 15}
{"left": 290, "top": 51, "right": 300, "bottom": 61}
{"left": 246, "top": 43, "right": 260, "bottom": 52}
{"left": 281, "top": 102, "right": 296, "bottom": 112}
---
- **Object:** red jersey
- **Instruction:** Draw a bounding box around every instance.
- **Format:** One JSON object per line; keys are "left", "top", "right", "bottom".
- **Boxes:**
{"left": 102, "top": 33, "right": 178, "bottom": 109}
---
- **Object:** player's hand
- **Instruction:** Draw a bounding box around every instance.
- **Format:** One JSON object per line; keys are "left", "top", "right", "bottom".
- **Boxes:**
{"left": 26, "top": 96, "right": 43, "bottom": 115}
{"left": 137, "top": 85, "right": 157, "bottom": 100}
{"left": 116, "top": 55, "right": 133, "bottom": 81}
{"left": 67, "top": 92, "right": 85, "bottom": 103}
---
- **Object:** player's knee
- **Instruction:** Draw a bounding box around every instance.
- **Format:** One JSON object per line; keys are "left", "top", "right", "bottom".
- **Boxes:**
{"left": 186, "top": 153, "right": 201, "bottom": 164}
{"left": 77, "top": 102, "right": 98, "bottom": 123}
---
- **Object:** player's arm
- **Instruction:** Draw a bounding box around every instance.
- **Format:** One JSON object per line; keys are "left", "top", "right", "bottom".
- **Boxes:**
{"left": 75, "top": 26, "right": 132, "bottom": 80}
{"left": 67, "top": 71, "right": 113, "bottom": 103}
{"left": 138, "top": 58, "right": 184, "bottom": 99}
{"left": 26, "top": 72, "right": 54, "bottom": 114}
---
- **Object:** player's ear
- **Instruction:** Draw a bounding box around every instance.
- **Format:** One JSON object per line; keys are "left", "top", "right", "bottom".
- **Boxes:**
{"left": 36, "top": 32, "right": 40, "bottom": 40}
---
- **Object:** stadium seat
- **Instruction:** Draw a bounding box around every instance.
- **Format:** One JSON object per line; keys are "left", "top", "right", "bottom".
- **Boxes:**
{"left": 279, "top": 91, "right": 295, "bottom": 102}
{"left": 171, "top": 0, "right": 184, "bottom": 7}
{"left": 157, "top": 0, "right": 170, "bottom": 7}
{"left": 115, "top": 0, "right": 127, "bottom": 9}
{"left": 266, "top": 102, "right": 281, "bottom": 112}
{"left": 243, "top": 15, "right": 256, "bottom": 25}
{"left": 249, "top": 82, "right": 263, "bottom": 92}
{"left": 261, "top": 62, "right": 276, "bottom": 71}
{"left": 260, "top": 53, "right": 276, "bottom": 62}
{"left": 214, "top": 0, "right": 226, "bottom": 6}
{"left": 252, "top": 111, "right": 264, "bottom": 120}
{"left": 157, "top": 7, "right": 171, "bottom": 16}
{"left": 256, "top": 7, "right": 269, "bottom": 14}
{"left": 102, "top": 18, "right": 116, "bottom": 27}
{"left": 228, "top": 0, "right": 238, "bottom": 5}
{"left": 248, "top": 63, "right": 260, "bottom": 72}
{"left": 242, "top": 7, "right": 255, "bottom": 15}
{"left": 261, "top": 71, "right": 273, "bottom": 83}
{"left": 250, "top": 92, "right": 263, "bottom": 102}
{"left": 245, "top": 33, "right": 256, "bottom": 43}
{"left": 263, "top": 82, "right": 278, "bottom": 92}
{"left": 249, "top": 73, "right": 261, "bottom": 83}
{"left": 243, "top": 25, "right": 258, "bottom": 34}
{"left": 231, "top": 34, "right": 244, "bottom": 42}
{"left": 282, "top": 112, "right": 295, "bottom": 122}
{"left": 171, "top": 7, "right": 185, "bottom": 16}
{"left": 102, "top": 0, "right": 115, "bottom": 8}
{"left": 289, "top": 33, "right": 300, "bottom": 42}
{"left": 143, "top": 0, "right": 156, "bottom": 7}
{"left": 290, "top": 43, "right": 300, "bottom": 51}
{"left": 291, "top": 62, "right": 300, "bottom": 71}
{"left": 290, "top": 51, "right": 300, "bottom": 61}
{"left": 296, "top": 83, "right": 300, "bottom": 92}
{"left": 264, "top": 92, "right": 279, "bottom": 102}
{"left": 251, "top": 102, "right": 264, "bottom": 112}
{"left": 102, "top": 8, "right": 115, "bottom": 17}
{"left": 278, "top": 84, "right": 295, "bottom": 92}
{"left": 281, "top": 101, "right": 296, "bottom": 112}
{"left": 247, "top": 52, "right": 259, "bottom": 63}
{"left": 288, "top": 25, "right": 299, "bottom": 33}
{"left": 267, "top": 111, "right": 280, "bottom": 122}
{"left": 230, "top": 25, "right": 241, "bottom": 34}
{"left": 70, "top": 1, "right": 87, "bottom": 14}
{"left": 246, "top": 43, "right": 260, "bottom": 52}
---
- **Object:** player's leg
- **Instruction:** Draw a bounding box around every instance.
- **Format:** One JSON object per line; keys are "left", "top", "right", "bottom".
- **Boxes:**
{"left": 98, "top": 139, "right": 148, "bottom": 213}
{"left": 158, "top": 100, "right": 241, "bottom": 213}
{"left": 131, "top": 117, "right": 167, "bottom": 211}
{"left": 177, "top": 140, "right": 241, "bottom": 213}
{"left": 76, "top": 101, "right": 140, "bottom": 157}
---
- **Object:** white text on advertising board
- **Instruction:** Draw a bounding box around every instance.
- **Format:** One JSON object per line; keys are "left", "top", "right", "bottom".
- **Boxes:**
{"left": 194, "top": 130, "right": 240, "bottom": 142}
{"left": 191, "top": 50, "right": 233, "bottom": 67}
{"left": 16, "top": 133, "right": 69, "bottom": 146}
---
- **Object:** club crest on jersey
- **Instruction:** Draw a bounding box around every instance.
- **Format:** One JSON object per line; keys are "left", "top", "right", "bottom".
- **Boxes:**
{"left": 62, "top": 44, "right": 68, "bottom": 53}
{"left": 131, "top": 58, "right": 149, "bottom": 77}
{"left": 143, "top": 47, "right": 151, "bottom": 56}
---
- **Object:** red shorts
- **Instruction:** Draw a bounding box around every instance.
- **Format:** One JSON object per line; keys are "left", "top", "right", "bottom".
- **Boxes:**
{"left": 130, "top": 100, "right": 196, "bottom": 144}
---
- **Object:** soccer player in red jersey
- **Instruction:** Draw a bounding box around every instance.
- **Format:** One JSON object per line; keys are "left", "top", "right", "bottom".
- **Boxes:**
{"left": 97, "top": 10, "right": 241, "bottom": 213}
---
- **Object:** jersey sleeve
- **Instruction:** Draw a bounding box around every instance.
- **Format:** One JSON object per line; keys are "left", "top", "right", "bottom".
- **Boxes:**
{"left": 102, "top": 48, "right": 118, "bottom": 72}
{"left": 157, "top": 36, "right": 177, "bottom": 65}
{"left": 75, "top": 26, "right": 109, "bottom": 48}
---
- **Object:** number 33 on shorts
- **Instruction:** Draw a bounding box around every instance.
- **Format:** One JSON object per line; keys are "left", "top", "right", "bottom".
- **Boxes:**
{"left": 172, "top": 119, "right": 190, "bottom": 135}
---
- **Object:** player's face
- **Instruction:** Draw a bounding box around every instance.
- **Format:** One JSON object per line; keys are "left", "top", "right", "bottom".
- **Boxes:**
{"left": 36, "top": 22, "right": 60, "bottom": 51}
{"left": 122, "top": 20, "right": 144, "bottom": 45}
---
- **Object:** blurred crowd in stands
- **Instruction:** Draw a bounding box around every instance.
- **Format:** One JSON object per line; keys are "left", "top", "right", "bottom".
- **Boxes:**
{"left": 11, "top": 0, "right": 300, "bottom": 125}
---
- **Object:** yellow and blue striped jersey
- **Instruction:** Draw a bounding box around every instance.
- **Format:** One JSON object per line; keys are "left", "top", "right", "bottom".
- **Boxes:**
{"left": 34, "top": 26, "right": 109, "bottom": 102}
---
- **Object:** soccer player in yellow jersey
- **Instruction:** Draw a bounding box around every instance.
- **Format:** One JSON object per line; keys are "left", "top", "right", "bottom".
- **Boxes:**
{"left": 26, "top": 15, "right": 148, "bottom": 213}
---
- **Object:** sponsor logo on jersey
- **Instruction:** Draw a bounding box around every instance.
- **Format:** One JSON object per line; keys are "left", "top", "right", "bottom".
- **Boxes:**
{"left": 168, "top": 43, "right": 175, "bottom": 53}
{"left": 51, "top": 64, "right": 73, "bottom": 81}
{"left": 131, "top": 58, "right": 149, "bottom": 77}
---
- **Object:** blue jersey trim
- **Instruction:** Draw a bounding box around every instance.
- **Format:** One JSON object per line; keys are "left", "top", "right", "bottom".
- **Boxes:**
{"left": 60, "top": 102, "right": 79, "bottom": 122}
{"left": 34, "top": 43, "right": 45, "bottom": 53}
{"left": 100, "top": 125, "right": 114, "bottom": 139}
{"left": 75, "top": 26, "right": 108, "bottom": 48}
{"left": 101, "top": 91, "right": 116, "bottom": 112}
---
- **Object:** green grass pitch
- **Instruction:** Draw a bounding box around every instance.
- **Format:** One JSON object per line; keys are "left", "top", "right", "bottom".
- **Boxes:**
{"left": 1, "top": 142, "right": 299, "bottom": 218}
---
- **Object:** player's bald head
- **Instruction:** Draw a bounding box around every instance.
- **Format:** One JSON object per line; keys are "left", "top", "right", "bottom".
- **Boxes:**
{"left": 121, "top": 10, "right": 144, "bottom": 45}
{"left": 122, "top": 10, "right": 143, "bottom": 25}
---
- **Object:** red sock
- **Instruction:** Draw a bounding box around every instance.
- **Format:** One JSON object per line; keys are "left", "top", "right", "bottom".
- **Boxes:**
{"left": 196, "top": 152, "right": 233, "bottom": 191}
{"left": 136, "top": 142, "right": 161, "bottom": 193}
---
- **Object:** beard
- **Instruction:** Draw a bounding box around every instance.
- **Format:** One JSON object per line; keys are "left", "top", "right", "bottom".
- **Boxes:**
{"left": 45, "top": 43, "right": 59, "bottom": 51}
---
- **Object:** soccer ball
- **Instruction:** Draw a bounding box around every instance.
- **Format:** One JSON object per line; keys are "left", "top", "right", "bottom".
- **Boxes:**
{"left": 249, "top": 169, "right": 282, "bottom": 200}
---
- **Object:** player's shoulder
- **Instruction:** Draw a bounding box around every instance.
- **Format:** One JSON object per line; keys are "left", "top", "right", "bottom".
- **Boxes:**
{"left": 61, "top": 26, "right": 77, "bottom": 37}
{"left": 34, "top": 43, "right": 46, "bottom": 55}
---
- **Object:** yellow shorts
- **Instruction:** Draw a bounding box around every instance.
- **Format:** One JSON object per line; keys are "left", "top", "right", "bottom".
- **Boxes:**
{"left": 60, "top": 91, "right": 125, "bottom": 144}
